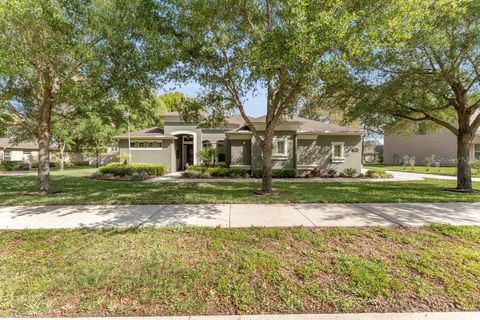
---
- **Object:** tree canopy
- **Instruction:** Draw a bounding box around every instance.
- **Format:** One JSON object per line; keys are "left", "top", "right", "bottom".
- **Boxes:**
{"left": 340, "top": 0, "right": 480, "bottom": 190}
{"left": 0, "top": 0, "right": 173, "bottom": 191}
{"left": 170, "top": 0, "right": 366, "bottom": 191}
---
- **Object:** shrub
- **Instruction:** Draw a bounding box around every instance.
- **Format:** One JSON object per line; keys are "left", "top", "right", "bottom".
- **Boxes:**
{"left": 339, "top": 168, "right": 358, "bottom": 177}
{"left": 365, "top": 169, "right": 392, "bottom": 179}
{"left": 424, "top": 154, "right": 437, "bottom": 171}
{"left": 325, "top": 168, "right": 337, "bottom": 177}
{"left": 182, "top": 170, "right": 211, "bottom": 178}
{"left": 71, "top": 160, "right": 90, "bottom": 167}
{"left": 471, "top": 160, "right": 480, "bottom": 174}
{"left": 199, "top": 146, "right": 216, "bottom": 166}
{"left": 98, "top": 163, "right": 168, "bottom": 177}
{"left": 186, "top": 165, "right": 247, "bottom": 177}
{"left": 0, "top": 161, "right": 30, "bottom": 171}
{"left": 251, "top": 168, "right": 297, "bottom": 178}
{"left": 31, "top": 161, "right": 59, "bottom": 168}
{"left": 308, "top": 167, "right": 322, "bottom": 177}
{"left": 208, "top": 167, "right": 248, "bottom": 178}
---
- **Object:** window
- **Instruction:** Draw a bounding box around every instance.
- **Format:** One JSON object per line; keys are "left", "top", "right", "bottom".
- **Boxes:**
{"left": 277, "top": 141, "right": 286, "bottom": 155}
{"left": 3, "top": 150, "right": 11, "bottom": 161}
{"left": 130, "top": 141, "right": 162, "bottom": 149}
{"left": 331, "top": 142, "right": 345, "bottom": 161}
{"left": 23, "top": 151, "right": 31, "bottom": 156}
{"left": 216, "top": 141, "right": 225, "bottom": 163}
{"left": 475, "top": 144, "right": 480, "bottom": 160}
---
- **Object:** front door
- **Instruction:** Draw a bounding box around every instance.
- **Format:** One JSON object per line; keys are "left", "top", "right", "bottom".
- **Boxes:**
{"left": 186, "top": 144, "right": 194, "bottom": 167}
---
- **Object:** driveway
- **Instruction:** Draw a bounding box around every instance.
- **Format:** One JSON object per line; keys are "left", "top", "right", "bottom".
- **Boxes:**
{"left": 1, "top": 202, "right": 479, "bottom": 229}
{"left": 385, "top": 170, "right": 480, "bottom": 182}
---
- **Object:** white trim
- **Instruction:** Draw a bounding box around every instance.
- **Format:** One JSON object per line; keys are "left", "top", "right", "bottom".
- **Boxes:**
{"left": 130, "top": 148, "right": 163, "bottom": 151}
{"left": 331, "top": 141, "right": 345, "bottom": 162}
{"left": 170, "top": 130, "right": 198, "bottom": 166}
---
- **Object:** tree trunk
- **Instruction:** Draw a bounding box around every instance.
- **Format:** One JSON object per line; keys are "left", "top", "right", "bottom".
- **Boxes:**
{"left": 261, "top": 135, "right": 273, "bottom": 192}
{"left": 37, "top": 105, "right": 52, "bottom": 193}
{"left": 457, "top": 134, "right": 472, "bottom": 190}
{"left": 59, "top": 142, "right": 65, "bottom": 171}
{"left": 95, "top": 144, "right": 100, "bottom": 168}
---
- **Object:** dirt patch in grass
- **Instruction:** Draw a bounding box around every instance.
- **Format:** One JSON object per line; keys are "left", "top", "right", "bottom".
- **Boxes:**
{"left": 1, "top": 226, "right": 479, "bottom": 317}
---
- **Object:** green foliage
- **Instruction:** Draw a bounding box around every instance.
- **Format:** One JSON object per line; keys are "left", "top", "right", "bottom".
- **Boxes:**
{"left": 424, "top": 154, "right": 438, "bottom": 171}
{"left": 199, "top": 146, "right": 216, "bottom": 166}
{"left": 187, "top": 165, "right": 248, "bottom": 178}
{"left": 98, "top": 163, "right": 168, "bottom": 177}
{"left": 251, "top": 169, "right": 297, "bottom": 179}
{"left": 471, "top": 160, "right": 480, "bottom": 175}
{"left": 339, "top": 168, "right": 358, "bottom": 178}
{"left": 0, "top": 161, "right": 30, "bottom": 171}
{"left": 365, "top": 169, "right": 392, "bottom": 179}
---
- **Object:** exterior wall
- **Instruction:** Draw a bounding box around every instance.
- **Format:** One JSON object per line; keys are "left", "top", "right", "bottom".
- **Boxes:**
{"left": 230, "top": 139, "right": 252, "bottom": 166}
{"left": 251, "top": 131, "right": 296, "bottom": 169}
{"left": 164, "top": 123, "right": 203, "bottom": 165}
{"left": 384, "top": 131, "right": 458, "bottom": 165}
{"left": 0, "top": 149, "right": 85, "bottom": 163}
{"left": 201, "top": 130, "right": 227, "bottom": 144}
{"left": 118, "top": 139, "right": 174, "bottom": 172}
{"left": 296, "top": 135, "right": 363, "bottom": 172}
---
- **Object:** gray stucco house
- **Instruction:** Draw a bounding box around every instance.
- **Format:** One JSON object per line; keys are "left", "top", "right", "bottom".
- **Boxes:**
{"left": 114, "top": 112, "right": 364, "bottom": 173}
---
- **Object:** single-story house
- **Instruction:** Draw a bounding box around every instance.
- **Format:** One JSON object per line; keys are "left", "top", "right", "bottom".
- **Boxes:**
{"left": 114, "top": 112, "right": 364, "bottom": 173}
{"left": 0, "top": 138, "right": 84, "bottom": 163}
{"left": 384, "top": 130, "right": 480, "bottom": 165}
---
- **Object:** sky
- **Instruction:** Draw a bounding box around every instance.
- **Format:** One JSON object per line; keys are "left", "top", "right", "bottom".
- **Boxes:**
{"left": 158, "top": 81, "right": 267, "bottom": 116}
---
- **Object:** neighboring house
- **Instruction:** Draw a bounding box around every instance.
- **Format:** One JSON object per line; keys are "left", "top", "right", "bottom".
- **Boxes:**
{"left": 363, "top": 143, "right": 383, "bottom": 163}
{"left": 114, "top": 112, "right": 364, "bottom": 173}
{"left": 0, "top": 138, "right": 84, "bottom": 163}
{"left": 384, "top": 130, "right": 480, "bottom": 165}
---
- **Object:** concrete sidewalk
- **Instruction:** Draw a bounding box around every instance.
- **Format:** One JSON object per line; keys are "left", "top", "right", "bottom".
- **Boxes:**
{"left": 0, "top": 202, "right": 479, "bottom": 229}
{"left": 3, "top": 312, "right": 478, "bottom": 319}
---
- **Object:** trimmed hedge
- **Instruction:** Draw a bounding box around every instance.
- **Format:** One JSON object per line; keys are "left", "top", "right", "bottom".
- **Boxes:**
{"left": 0, "top": 161, "right": 30, "bottom": 171}
{"left": 186, "top": 165, "right": 248, "bottom": 178}
{"left": 252, "top": 168, "right": 297, "bottom": 178}
{"left": 99, "top": 163, "right": 168, "bottom": 176}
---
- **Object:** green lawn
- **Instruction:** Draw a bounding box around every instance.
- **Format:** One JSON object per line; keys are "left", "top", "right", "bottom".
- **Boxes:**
{"left": 1, "top": 168, "right": 480, "bottom": 205}
{"left": 365, "top": 164, "right": 480, "bottom": 178}
{"left": 1, "top": 226, "right": 479, "bottom": 316}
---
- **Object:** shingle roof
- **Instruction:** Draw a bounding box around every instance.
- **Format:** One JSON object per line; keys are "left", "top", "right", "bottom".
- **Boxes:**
{"left": 228, "top": 115, "right": 363, "bottom": 135}
{"left": 0, "top": 138, "right": 60, "bottom": 150}
{"left": 113, "top": 127, "right": 176, "bottom": 139}
{"left": 156, "top": 112, "right": 363, "bottom": 135}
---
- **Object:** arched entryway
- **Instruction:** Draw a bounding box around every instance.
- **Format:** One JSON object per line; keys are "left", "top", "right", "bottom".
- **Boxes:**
{"left": 171, "top": 130, "right": 197, "bottom": 171}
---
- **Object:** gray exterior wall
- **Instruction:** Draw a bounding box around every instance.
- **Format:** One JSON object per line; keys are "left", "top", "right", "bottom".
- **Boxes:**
{"left": 230, "top": 139, "right": 252, "bottom": 166}
{"left": 384, "top": 132, "right": 458, "bottom": 165}
{"left": 118, "top": 139, "right": 174, "bottom": 172}
{"left": 115, "top": 121, "right": 363, "bottom": 172}
{"left": 296, "top": 135, "right": 362, "bottom": 172}
{"left": 251, "top": 132, "right": 296, "bottom": 169}
{"left": 163, "top": 123, "right": 203, "bottom": 165}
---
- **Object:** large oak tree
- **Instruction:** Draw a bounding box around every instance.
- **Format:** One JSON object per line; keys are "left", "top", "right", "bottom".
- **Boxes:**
{"left": 170, "top": 0, "right": 364, "bottom": 192}
{"left": 344, "top": 0, "right": 480, "bottom": 191}
{"left": 0, "top": 0, "right": 170, "bottom": 192}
